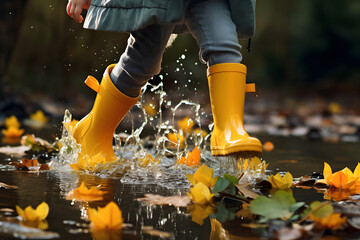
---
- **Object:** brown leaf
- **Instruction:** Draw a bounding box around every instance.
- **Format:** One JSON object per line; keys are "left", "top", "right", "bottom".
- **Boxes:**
{"left": 21, "top": 159, "right": 39, "bottom": 167}
{"left": 137, "top": 194, "right": 191, "bottom": 207}
{"left": 0, "top": 182, "right": 18, "bottom": 189}
{"left": 276, "top": 227, "right": 303, "bottom": 240}
{"left": 0, "top": 146, "right": 30, "bottom": 156}
{"left": 142, "top": 226, "right": 171, "bottom": 238}
{"left": 294, "top": 175, "right": 315, "bottom": 189}
{"left": 235, "top": 183, "right": 259, "bottom": 199}
{"left": 0, "top": 208, "right": 14, "bottom": 213}
{"left": 9, "top": 162, "right": 29, "bottom": 171}
{"left": 277, "top": 160, "right": 298, "bottom": 163}
{"left": 39, "top": 164, "right": 50, "bottom": 170}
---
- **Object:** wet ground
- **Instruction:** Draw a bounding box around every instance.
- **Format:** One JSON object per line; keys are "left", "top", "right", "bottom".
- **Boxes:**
{"left": 1, "top": 132, "right": 360, "bottom": 240}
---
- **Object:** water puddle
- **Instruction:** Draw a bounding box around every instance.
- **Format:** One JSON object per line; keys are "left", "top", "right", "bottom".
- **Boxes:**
{"left": 1, "top": 80, "right": 360, "bottom": 239}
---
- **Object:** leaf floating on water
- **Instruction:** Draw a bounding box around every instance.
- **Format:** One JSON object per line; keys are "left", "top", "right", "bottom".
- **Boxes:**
{"left": 66, "top": 182, "right": 107, "bottom": 202}
{"left": 0, "top": 146, "right": 30, "bottom": 156}
{"left": 293, "top": 175, "right": 315, "bottom": 189}
{"left": 0, "top": 182, "right": 18, "bottom": 189}
{"left": 21, "top": 158, "right": 39, "bottom": 167}
{"left": 249, "top": 190, "right": 305, "bottom": 222}
{"left": 188, "top": 204, "right": 215, "bottom": 225}
{"left": 39, "top": 164, "right": 50, "bottom": 171}
{"left": 88, "top": 201, "right": 123, "bottom": 231}
{"left": 137, "top": 194, "right": 191, "bottom": 207}
{"left": 9, "top": 162, "right": 29, "bottom": 171}
{"left": 235, "top": 183, "right": 259, "bottom": 199}
{"left": 0, "top": 221, "right": 59, "bottom": 239}
{"left": 142, "top": 226, "right": 172, "bottom": 238}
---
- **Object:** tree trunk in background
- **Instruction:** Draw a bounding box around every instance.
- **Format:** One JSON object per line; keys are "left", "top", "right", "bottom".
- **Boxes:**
{"left": 0, "top": 0, "right": 28, "bottom": 100}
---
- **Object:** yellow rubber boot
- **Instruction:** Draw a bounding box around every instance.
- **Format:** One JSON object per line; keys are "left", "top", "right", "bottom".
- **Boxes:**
{"left": 73, "top": 64, "right": 139, "bottom": 162}
{"left": 207, "top": 63, "right": 262, "bottom": 156}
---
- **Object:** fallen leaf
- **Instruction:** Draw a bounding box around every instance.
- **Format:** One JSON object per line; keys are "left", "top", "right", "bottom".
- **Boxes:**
{"left": 0, "top": 208, "right": 14, "bottom": 213}
{"left": 142, "top": 226, "right": 172, "bottom": 238}
{"left": 186, "top": 164, "right": 218, "bottom": 188}
{"left": 0, "top": 145, "right": 30, "bottom": 156}
{"left": 66, "top": 182, "right": 107, "bottom": 202}
{"left": 88, "top": 201, "right": 123, "bottom": 230}
{"left": 21, "top": 159, "right": 39, "bottom": 167}
{"left": 276, "top": 227, "right": 302, "bottom": 240}
{"left": 187, "top": 182, "right": 215, "bottom": 204}
{"left": 235, "top": 183, "right": 259, "bottom": 199}
{"left": 188, "top": 203, "right": 215, "bottom": 225}
{"left": 277, "top": 160, "right": 298, "bottom": 164}
{"left": 39, "top": 164, "right": 50, "bottom": 170}
{"left": 9, "top": 162, "right": 29, "bottom": 171}
{"left": 0, "top": 182, "right": 18, "bottom": 189}
{"left": 294, "top": 175, "right": 315, "bottom": 189}
{"left": 138, "top": 194, "right": 191, "bottom": 207}
{"left": 0, "top": 221, "right": 59, "bottom": 239}
{"left": 249, "top": 190, "right": 305, "bottom": 222}
{"left": 4, "top": 116, "right": 21, "bottom": 129}
{"left": 268, "top": 172, "right": 293, "bottom": 189}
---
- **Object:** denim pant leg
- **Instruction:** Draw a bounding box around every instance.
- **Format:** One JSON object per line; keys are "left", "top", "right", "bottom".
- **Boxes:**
{"left": 185, "top": 0, "right": 242, "bottom": 66}
{"left": 111, "top": 24, "right": 175, "bottom": 97}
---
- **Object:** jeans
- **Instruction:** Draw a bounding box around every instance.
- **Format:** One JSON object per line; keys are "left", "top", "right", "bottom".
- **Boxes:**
{"left": 111, "top": 0, "right": 242, "bottom": 97}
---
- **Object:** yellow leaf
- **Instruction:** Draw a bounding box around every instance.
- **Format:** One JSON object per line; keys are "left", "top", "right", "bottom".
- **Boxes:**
{"left": 177, "top": 117, "right": 194, "bottom": 134}
{"left": 354, "top": 163, "right": 360, "bottom": 178}
{"left": 5, "top": 116, "right": 21, "bottom": 129}
{"left": 322, "top": 162, "right": 359, "bottom": 191}
{"left": 193, "top": 128, "right": 207, "bottom": 138}
{"left": 35, "top": 202, "right": 49, "bottom": 221}
{"left": 16, "top": 202, "right": 49, "bottom": 222}
{"left": 30, "top": 110, "right": 49, "bottom": 124}
{"left": 188, "top": 204, "right": 215, "bottom": 225}
{"left": 323, "top": 162, "right": 332, "bottom": 179}
{"left": 186, "top": 164, "right": 218, "bottom": 188}
{"left": 268, "top": 172, "right": 293, "bottom": 189}
{"left": 310, "top": 213, "right": 346, "bottom": 230}
{"left": 167, "top": 132, "right": 185, "bottom": 148}
{"left": 88, "top": 201, "right": 123, "bottom": 231}
{"left": 66, "top": 182, "right": 107, "bottom": 202}
{"left": 187, "top": 182, "right": 215, "bottom": 204}
{"left": 1, "top": 127, "right": 24, "bottom": 138}
{"left": 138, "top": 154, "right": 159, "bottom": 167}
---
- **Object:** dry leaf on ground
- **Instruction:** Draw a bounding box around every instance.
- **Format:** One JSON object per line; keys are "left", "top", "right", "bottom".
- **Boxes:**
{"left": 142, "top": 226, "right": 171, "bottom": 238}
{"left": 0, "top": 146, "right": 30, "bottom": 156}
{"left": 235, "top": 183, "right": 259, "bottom": 199}
{"left": 137, "top": 194, "right": 191, "bottom": 207}
{"left": 0, "top": 182, "right": 18, "bottom": 189}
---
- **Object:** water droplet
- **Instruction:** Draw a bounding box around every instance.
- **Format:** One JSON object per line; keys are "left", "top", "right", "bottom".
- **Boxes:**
{"left": 174, "top": 80, "right": 177, "bottom": 84}
{"left": 188, "top": 79, "right": 191, "bottom": 83}
{"left": 195, "top": 62, "right": 198, "bottom": 65}
{"left": 175, "top": 68, "right": 179, "bottom": 72}
{"left": 181, "top": 54, "right": 185, "bottom": 59}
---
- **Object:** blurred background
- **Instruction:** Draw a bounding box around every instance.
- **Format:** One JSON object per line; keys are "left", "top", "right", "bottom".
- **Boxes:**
{"left": 1, "top": 0, "right": 360, "bottom": 135}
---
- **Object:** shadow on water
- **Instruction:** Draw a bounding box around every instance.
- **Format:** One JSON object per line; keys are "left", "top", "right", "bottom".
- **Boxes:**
{"left": 1, "top": 132, "right": 360, "bottom": 239}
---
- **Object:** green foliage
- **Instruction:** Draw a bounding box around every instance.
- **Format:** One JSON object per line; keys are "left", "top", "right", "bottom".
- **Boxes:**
{"left": 224, "top": 173, "right": 238, "bottom": 185}
{"left": 212, "top": 177, "right": 230, "bottom": 193}
{"left": 211, "top": 202, "right": 236, "bottom": 223}
{"left": 249, "top": 190, "right": 305, "bottom": 222}
{"left": 309, "top": 201, "right": 333, "bottom": 218}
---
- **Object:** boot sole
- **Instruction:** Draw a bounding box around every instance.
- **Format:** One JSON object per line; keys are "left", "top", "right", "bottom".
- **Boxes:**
{"left": 211, "top": 144, "right": 262, "bottom": 157}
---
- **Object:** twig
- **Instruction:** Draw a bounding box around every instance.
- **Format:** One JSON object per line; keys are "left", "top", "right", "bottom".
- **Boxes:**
{"left": 297, "top": 201, "right": 331, "bottom": 224}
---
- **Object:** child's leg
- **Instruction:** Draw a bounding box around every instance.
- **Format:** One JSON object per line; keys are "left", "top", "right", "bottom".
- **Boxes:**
{"left": 185, "top": 0, "right": 262, "bottom": 157}
{"left": 73, "top": 24, "right": 175, "bottom": 162}
{"left": 110, "top": 24, "right": 175, "bottom": 97}
{"left": 184, "top": 0, "right": 242, "bottom": 66}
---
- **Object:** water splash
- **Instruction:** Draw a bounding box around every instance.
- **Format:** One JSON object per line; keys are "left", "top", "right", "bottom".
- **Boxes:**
{"left": 56, "top": 81, "right": 265, "bottom": 188}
